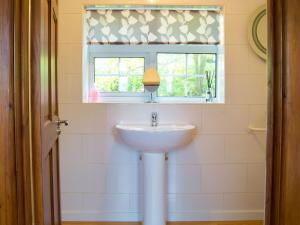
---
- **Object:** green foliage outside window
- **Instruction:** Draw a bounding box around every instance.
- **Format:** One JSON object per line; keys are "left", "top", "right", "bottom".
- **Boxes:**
{"left": 94, "top": 57, "right": 144, "bottom": 93}
{"left": 157, "top": 53, "right": 216, "bottom": 97}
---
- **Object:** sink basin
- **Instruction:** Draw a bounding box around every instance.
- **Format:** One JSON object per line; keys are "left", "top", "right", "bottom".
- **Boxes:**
{"left": 116, "top": 124, "right": 196, "bottom": 153}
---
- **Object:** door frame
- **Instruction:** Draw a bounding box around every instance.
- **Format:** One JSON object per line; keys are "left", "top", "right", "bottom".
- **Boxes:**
{"left": 264, "top": 0, "right": 281, "bottom": 224}
{"left": 0, "top": 0, "right": 33, "bottom": 225}
{"left": 0, "top": 0, "right": 296, "bottom": 224}
{"left": 265, "top": 0, "right": 300, "bottom": 224}
{"left": 0, "top": 0, "right": 18, "bottom": 223}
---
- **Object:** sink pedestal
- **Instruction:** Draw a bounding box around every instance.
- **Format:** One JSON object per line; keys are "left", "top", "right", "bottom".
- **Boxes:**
{"left": 116, "top": 124, "right": 196, "bottom": 225}
{"left": 143, "top": 153, "right": 166, "bottom": 225}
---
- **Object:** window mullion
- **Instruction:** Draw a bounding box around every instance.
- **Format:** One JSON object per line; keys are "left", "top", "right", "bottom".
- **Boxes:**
{"left": 184, "top": 54, "right": 188, "bottom": 97}
{"left": 118, "top": 57, "right": 121, "bottom": 92}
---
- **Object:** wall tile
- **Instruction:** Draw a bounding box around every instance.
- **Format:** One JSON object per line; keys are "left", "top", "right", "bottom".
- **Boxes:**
{"left": 61, "top": 193, "right": 83, "bottom": 212}
{"left": 225, "top": 15, "right": 248, "bottom": 45}
{"left": 107, "top": 104, "right": 154, "bottom": 134}
{"left": 175, "top": 135, "right": 225, "bottom": 164}
{"left": 247, "top": 164, "right": 266, "bottom": 192}
{"left": 129, "top": 194, "right": 143, "bottom": 213}
{"left": 225, "top": 134, "right": 265, "bottom": 163}
{"left": 226, "top": 0, "right": 265, "bottom": 14}
{"left": 201, "top": 164, "right": 247, "bottom": 193}
{"left": 248, "top": 105, "right": 267, "bottom": 148}
{"left": 86, "top": 164, "right": 107, "bottom": 193}
{"left": 175, "top": 165, "right": 202, "bottom": 193}
{"left": 83, "top": 193, "right": 131, "bottom": 212}
{"left": 59, "top": 104, "right": 108, "bottom": 134}
{"left": 249, "top": 105, "right": 267, "bottom": 128}
{"left": 58, "top": 44, "right": 82, "bottom": 75}
{"left": 168, "top": 194, "right": 177, "bottom": 212}
{"left": 248, "top": 47, "right": 267, "bottom": 74}
{"left": 168, "top": 164, "right": 177, "bottom": 194}
{"left": 106, "top": 164, "right": 140, "bottom": 194}
{"left": 223, "top": 193, "right": 265, "bottom": 210}
{"left": 82, "top": 134, "right": 138, "bottom": 164}
{"left": 202, "top": 105, "right": 249, "bottom": 134}
{"left": 58, "top": 13, "right": 83, "bottom": 43}
{"left": 58, "top": 75, "right": 82, "bottom": 104}
{"left": 175, "top": 194, "right": 223, "bottom": 211}
{"left": 229, "top": 75, "right": 267, "bottom": 104}
{"left": 60, "top": 134, "right": 83, "bottom": 164}
{"left": 60, "top": 162, "right": 88, "bottom": 193}
{"left": 225, "top": 45, "right": 249, "bottom": 74}
{"left": 59, "top": 0, "right": 96, "bottom": 14}
{"left": 82, "top": 134, "right": 108, "bottom": 163}
{"left": 153, "top": 104, "right": 202, "bottom": 131}
{"left": 88, "top": 0, "right": 227, "bottom": 10}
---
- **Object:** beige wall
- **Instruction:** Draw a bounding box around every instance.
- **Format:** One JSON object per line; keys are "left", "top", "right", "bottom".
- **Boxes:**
{"left": 58, "top": 0, "right": 267, "bottom": 222}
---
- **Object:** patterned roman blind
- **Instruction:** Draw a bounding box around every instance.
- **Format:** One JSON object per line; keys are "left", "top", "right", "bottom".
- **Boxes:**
{"left": 85, "top": 8, "right": 222, "bottom": 45}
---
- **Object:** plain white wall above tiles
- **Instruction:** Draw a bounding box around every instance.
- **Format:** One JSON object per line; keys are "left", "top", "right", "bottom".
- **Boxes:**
{"left": 225, "top": 45, "right": 250, "bottom": 74}
{"left": 58, "top": 44, "right": 82, "bottom": 75}
{"left": 58, "top": 0, "right": 267, "bottom": 221}
{"left": 225, "top": 15, "right": 249, "bottom": 45}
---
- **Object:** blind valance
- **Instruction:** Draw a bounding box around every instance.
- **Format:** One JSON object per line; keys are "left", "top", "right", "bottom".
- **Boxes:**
{"left": 85, "top": 8, "right": 222, "bottom": 45}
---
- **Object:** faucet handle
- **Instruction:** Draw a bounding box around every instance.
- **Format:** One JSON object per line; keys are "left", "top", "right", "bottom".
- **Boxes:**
{"left": 151, "top": 112, "right": 158, "bottom": 127}
{"left": 152, "top": 112, "right": 157, "bottom": 119}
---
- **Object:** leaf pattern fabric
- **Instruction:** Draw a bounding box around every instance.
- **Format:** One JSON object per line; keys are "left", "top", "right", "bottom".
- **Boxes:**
{"left": 86, "top": 9, "right": 221, "bottom": 45}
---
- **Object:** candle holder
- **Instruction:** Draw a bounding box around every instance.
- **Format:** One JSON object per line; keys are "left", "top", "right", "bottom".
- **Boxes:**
{"left": 145, "top": 85, "right": 159, "bottom": 103}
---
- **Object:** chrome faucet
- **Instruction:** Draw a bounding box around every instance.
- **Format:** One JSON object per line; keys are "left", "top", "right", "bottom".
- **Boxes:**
{"left": 151, "top": 112, "right": 158, "bottom": 127}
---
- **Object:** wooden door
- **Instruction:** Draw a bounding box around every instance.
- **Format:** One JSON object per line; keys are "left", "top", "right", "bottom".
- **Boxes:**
{"left": 0, "top": 0, "right": 18, "bottom": 224}
{"left": 31, "top": 0, "right": 62, "bottom": 224}
{"left": 266, "top": 0, "right": 300, "bottom": 224}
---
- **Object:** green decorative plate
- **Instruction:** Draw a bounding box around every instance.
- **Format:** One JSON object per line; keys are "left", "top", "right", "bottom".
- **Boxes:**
{"left": 248, "top": 5, "right": 267, "bottom": 61}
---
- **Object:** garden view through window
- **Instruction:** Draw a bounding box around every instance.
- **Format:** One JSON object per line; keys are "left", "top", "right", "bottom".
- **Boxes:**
{"left": 94, "top": 57, "right": 145, "bottom": 93}
{"left": 94, "top": 53, "right": 216, "bottom": 98}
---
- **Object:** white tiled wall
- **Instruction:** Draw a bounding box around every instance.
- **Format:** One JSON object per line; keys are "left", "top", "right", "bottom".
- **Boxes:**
{"left": 58, "top": 0, "right": 267, "bottom": 222}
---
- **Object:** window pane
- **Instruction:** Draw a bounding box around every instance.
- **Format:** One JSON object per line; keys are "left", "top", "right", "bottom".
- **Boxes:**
{"left": 95, "top": 76, "right": 119, "bottom": 92}
{"left": 95, "top": 58, "right": 119, "bottom": 75}
{"left": 187, "top": 54, "right": 216, "bottom": 76}
{"left": 157, "top": 54, "right": 186, "bottom": 76}
{"left": 120, "top": 58, "right": 144, "bottom": 76}
{"left": 157, "top": 53, "right": 217, "bottom": 98}
{"left": 158, "top": 76, "right": 185, "bottom": 97}
{"left": 187, "top": 76, "right": 207, "bottom": 97}
{"left": 128, "top": 76, "right": 144, "bottom": 92}
{"left": 95, "top": 75, "right": 144, "bottom": 93}
{"left": 94, "top": 57, "right": 144, "bottom": 93}
{"left": 187, "top": 76, "right": 216, "bottom": 97}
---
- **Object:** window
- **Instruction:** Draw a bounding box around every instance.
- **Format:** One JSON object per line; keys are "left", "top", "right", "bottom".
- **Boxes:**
{"left": 94, "top": 57, "right": 145, "bottom": 93}
{"left": 84, "top": 6, "right": 224, "bottom": 103}
{"left": 157, "top": 53, "right": 216, "bottom": 97}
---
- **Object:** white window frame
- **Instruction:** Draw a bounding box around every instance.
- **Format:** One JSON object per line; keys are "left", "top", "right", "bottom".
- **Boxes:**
{"left": 88, "top": 44, "right": 222, "bottom": 103}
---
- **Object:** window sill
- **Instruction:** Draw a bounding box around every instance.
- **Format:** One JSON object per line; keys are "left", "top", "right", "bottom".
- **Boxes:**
{"left": 84, "top": 96, "right": 225, "bottom": 104}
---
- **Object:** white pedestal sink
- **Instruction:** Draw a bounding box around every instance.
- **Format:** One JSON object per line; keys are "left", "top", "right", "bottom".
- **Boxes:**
{"left": 116, "top": 124, "right": 196, "bottom": 225}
